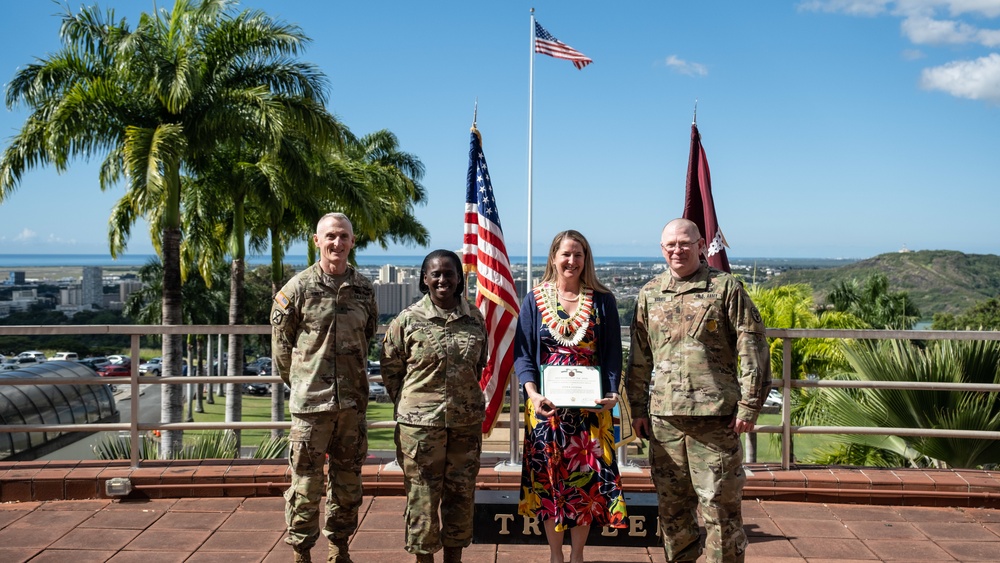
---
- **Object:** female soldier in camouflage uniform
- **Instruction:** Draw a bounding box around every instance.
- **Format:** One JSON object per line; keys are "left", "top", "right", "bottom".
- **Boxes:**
{"left": 381, "top": 249, "right": 488, "bottom": 563}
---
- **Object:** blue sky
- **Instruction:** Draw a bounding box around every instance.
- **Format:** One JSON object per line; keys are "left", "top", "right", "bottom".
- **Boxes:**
{"left": 1, "top": 1, "right": 1000, "bottom": 260}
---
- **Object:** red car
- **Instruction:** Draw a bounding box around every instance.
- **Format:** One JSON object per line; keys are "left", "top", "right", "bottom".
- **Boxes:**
{"left": 97, "top": 364, "right": 131, "bottom": 377}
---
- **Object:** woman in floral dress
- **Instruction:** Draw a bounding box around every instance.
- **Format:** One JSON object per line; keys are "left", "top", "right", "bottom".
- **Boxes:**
{"left": 514, "top": 230, "right": 628, "bottom": 563}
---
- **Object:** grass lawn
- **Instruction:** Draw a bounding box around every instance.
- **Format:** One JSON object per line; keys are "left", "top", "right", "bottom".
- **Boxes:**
{"left": 189, "top": 394, "right": 398, "bottom": 450}
{"left": 189, "top": 400, "right": 825, "bottom": 461}
{"left": 752, "top": 413, "right": 830, "bottom": 463}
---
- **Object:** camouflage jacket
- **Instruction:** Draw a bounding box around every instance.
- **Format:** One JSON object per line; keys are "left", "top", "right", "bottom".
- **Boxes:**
{"left": 271, "top": 263, "right": 378, "bottom": 414}
{"left": 626, "top": 263, "right": 770, "bottom": 423}
{"left": 380, "top": 294, "right": 488, "bottom": 427}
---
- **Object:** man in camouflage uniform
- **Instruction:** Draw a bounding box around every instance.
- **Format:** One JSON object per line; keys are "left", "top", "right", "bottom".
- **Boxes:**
{"left": 627, "top": 218, "right": 770, "bottom": 563}
{"left": 380, "top": 249, "right": 488, "bottom": 563}
{"left": 272, "top": 212, "right": 378, "bottom": 563}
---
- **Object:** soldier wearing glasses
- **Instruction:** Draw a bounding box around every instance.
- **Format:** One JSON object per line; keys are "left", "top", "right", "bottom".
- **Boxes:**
{"left": 627, "top": 218, "right": 770, "bottom": 563}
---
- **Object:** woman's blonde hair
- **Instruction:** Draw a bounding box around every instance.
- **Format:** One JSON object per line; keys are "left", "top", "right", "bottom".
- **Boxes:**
{"left": 538, "top": 230, "right": 610, "bottom": 293}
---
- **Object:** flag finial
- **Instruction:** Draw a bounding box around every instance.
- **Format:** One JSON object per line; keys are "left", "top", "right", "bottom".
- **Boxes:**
{"left": 473, "top": 98, "right": 478, "bottom": 129}
{"left": 693, "top": 99, "right": 698, "bottom": 125}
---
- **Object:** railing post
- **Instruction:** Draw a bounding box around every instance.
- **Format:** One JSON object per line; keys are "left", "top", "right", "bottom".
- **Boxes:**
{"left": 130, "top": 334, "right": 142, "bottom": 468}
{"left": 781, "top": 336, "right": 792, "bottom": 470}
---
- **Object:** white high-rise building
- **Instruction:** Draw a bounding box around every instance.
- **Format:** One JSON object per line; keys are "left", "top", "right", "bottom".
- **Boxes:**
{"left": 379, "top": 264, "right": 398, "bottom": 284}
{"left": 82, "top": 266, "right": 103, "bottom": 308}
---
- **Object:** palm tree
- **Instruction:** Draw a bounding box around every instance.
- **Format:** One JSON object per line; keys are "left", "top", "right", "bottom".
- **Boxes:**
{"left": 827, "top": 273, "right": 921, "bottom": 330}
{"left": 246, "top": 126, "right": 429, "bottom": 436}
{"left": 806, "top": 339, "right": 1000, "bottom": 469}
{"left": 747, "top": 283, "right": 866, "bottom": 461}
{"left": 2, "top": 1, "right": 332, "bottom": 457}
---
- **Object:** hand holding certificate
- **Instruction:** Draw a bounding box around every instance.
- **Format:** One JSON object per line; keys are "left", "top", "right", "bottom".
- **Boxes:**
{"left": 541, "top": 365, "right": 602, "bottom": 408}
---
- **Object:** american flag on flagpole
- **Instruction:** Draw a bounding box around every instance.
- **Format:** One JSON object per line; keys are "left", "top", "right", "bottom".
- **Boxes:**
{"left": 534, "top": 20, "right": 593, "bottom": 70}
{"left": 463, "top": 126, "right": 520, "bottom": 436}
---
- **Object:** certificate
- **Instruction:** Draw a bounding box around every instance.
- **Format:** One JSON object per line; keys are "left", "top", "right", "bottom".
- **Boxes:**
{"left": 541, "top": 365, "right": 602, "bottom": 409}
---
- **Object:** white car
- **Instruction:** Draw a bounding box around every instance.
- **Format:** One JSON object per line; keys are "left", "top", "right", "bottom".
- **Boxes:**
{"left": 18, "top": 351, "right": 46, "bottom": 363}
{"left": 763, "top": 389, "right": 783, "bottom": 409}
{"left": 139, "top": 357, "right": 162, "bottom": 376}
{"left": 50, "top": 352, "right": 79, "bottom": 361}
{"left": 107, "top": 355, "right": 129, "bottom": 365}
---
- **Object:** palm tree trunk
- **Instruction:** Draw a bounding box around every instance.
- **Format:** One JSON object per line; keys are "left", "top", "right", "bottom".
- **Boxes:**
{"left": 160, "top": 225, "right": 185, "bottom": 459}
{"left": 185, "top": 338, "right": 195, "bottom": 422}
{"left": 226, "top": 257, "right": 245, "bottom": 455}
{"left": 269, "top": 227, "right": 285, "bottom": 438}
{"left": 270, "top": 226, "right": 283, "bottom": 296}
{"left": 206, "top": 334, "right": 215, "bottom": 405}
{"left": 195, "top": 336, "right": 205, "bottom": 414}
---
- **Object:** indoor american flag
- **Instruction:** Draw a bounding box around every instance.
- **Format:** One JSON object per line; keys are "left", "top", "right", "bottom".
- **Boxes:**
{"left": 534, "top": 21, "right": 593, "bottom": 70}
{"left": 463, "top": 126, "right": 519, "bottom": 435}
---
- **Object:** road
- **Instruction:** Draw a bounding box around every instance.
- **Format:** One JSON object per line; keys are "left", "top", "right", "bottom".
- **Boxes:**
{"left": 37, "top": 383, "right": 162, "bottom": 461}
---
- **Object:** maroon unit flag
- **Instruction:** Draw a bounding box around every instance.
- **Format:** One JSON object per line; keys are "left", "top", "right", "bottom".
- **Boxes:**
{"left": 683, "top": 123, "right": 731, "bottom": 272}
{"left": 534, "top": 21, "right": 593, "bottom": 70}
{"left": 463, "top": 126, "right": 520, "bottom": 435}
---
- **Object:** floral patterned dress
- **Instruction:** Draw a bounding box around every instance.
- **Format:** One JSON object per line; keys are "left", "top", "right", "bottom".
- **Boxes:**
{"left": 518, "top": 286, "right": 627, "bottom": 531}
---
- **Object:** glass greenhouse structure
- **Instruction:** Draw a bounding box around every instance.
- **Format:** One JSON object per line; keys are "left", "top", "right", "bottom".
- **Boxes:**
{"left": 0, "top": 361, "right": 120, "bottom": 461}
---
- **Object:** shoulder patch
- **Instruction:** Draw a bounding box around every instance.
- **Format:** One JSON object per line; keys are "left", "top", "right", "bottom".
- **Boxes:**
{"left": 274, "top": 291, "right": 290, "bottom": 311}
{"left": 271, "top": 309, "right": 285, "bottom": 326}
{"left": 751, "top": 305, "right": 763, "bottom": 324}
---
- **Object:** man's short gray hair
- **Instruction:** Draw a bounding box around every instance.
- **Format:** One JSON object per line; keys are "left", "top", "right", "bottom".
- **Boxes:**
{"left": 317, "top": 212, "right": 353, "bottom": 233}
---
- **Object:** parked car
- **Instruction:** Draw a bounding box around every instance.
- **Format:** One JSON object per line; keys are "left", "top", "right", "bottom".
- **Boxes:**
{"left": 369, "top": 381, "right": 388, "bottom": 402}
{"left": 243, "top": 362, "right": 282, "bottom": 396}
{"left": 77, "top": 357, "right": 111, "bottom": 371}
{"left": 49, "top": 352, "right": 79, "bottom": 361}
{"left": 97, "top": 364, "right": 130, "bottom": 377}
{"left": 18, "top": 351, "right": 46, "bottom": 363}
{"left": 244, "top": 357, "right": 272, "bottom": 375}
{"left": 106, "top": 355, "right": 129, "bottom": 365}
{"left": 242, "top": 377, "right": 271, "bottom": 396}
{"left": 763, "top": 389, "right": 783, "bottom": 409}
{"left": 139, "top": 357, "right": 162, "bottom": 376}
{"left": 1, "top": 358, "right": 32, "bottom": 371}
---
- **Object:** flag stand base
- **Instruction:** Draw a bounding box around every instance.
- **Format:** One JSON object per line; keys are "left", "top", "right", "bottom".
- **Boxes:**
{"left": 494, "top": 460, "right": 522, "bottom": 473}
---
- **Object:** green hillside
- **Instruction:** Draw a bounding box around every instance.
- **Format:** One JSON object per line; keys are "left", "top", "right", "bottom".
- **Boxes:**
{"left": 763, "top": 250, "right": 1000, "bottom": 318}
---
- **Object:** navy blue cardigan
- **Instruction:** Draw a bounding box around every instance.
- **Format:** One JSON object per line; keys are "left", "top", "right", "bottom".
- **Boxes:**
{"left": 513, "top": 288, "right": 623, "bottom": 399}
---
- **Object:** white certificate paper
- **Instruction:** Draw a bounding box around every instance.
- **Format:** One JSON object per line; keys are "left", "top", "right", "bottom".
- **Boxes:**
{"left": 541, "top": 365, "right": 602, "bottom": 409}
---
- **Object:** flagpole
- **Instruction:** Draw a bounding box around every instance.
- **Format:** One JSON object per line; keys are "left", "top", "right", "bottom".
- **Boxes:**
{"left": 500, "top": 8, "right": 536, "bottom": 469}
{"left": 527, "top": 9, "right": 536, "bottom": 292}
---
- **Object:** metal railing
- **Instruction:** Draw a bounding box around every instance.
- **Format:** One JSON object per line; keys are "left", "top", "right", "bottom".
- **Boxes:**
{"left": 3, "top": 325, "right": 1000, "bottom": 470}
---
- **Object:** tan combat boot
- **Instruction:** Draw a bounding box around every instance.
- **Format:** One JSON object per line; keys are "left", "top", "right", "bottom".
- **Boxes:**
{"left": 327, "top": 541, "right": 353, "bottom": 563}
{"left": 292, "top": 546, "right": 312, "bottom": 563}
{"left": 442, "top": 546, "right": 463, "bottom": 563}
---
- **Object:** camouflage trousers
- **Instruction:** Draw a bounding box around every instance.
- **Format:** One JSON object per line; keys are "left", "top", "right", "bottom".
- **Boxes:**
{"left": 648, "top": 415, "right": 747, "bottom": 563}
{"left": 396, "top": 423, "right": 482, "bottom": 555}
{"left": 285, "top": 408, "right": 368, "bottom": 550}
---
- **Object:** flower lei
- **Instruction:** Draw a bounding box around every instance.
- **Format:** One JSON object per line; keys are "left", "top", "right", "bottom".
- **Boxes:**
{"left": 535, "top": 282, "right": 594, "bottom": 347}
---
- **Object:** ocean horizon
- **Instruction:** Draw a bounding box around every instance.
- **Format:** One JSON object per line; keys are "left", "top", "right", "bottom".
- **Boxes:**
{"left": 0, "top": 253, "right": 859, "bottom": 269}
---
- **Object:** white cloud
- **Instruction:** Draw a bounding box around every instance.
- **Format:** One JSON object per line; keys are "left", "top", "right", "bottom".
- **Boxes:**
{"left": 45, "top": 234, "right": 77, "bottom": 245}
{"left": 802, "top": 1, "right": 1000, "bottom": 102}
{"left": 663, "top": 55, "right": 708, "bottom": 76}
{"left": 902, "top": 15, "right": 978, "bottom": 44}
{"left": 800, "top": 1, "right": 1000, "bottom": 18}
{"left": 13, "top": 228, "right": 36, "bottom": 242}
{"left": 797, "top": 0, "right": 893, "bottom": 16}
{"left": 920, "top": 52, "right": 1000, "bottom": 101}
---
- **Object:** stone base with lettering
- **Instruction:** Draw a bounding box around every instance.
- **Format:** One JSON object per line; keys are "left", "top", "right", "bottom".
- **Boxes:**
{"left": 472, "top": 490, "right": 661, "bottom": 547}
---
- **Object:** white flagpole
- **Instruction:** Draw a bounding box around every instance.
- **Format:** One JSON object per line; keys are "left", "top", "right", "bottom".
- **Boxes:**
{"left": 504, "top": 8, "right": 536, "bottom": 468}
{"left": 527, "top": 10, "right": 535, "bottom": 292}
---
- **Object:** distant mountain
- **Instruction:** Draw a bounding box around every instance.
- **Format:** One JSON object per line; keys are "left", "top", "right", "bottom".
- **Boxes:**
{"left": 763, "top": 250, "right": 1000, "bottom": 317}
